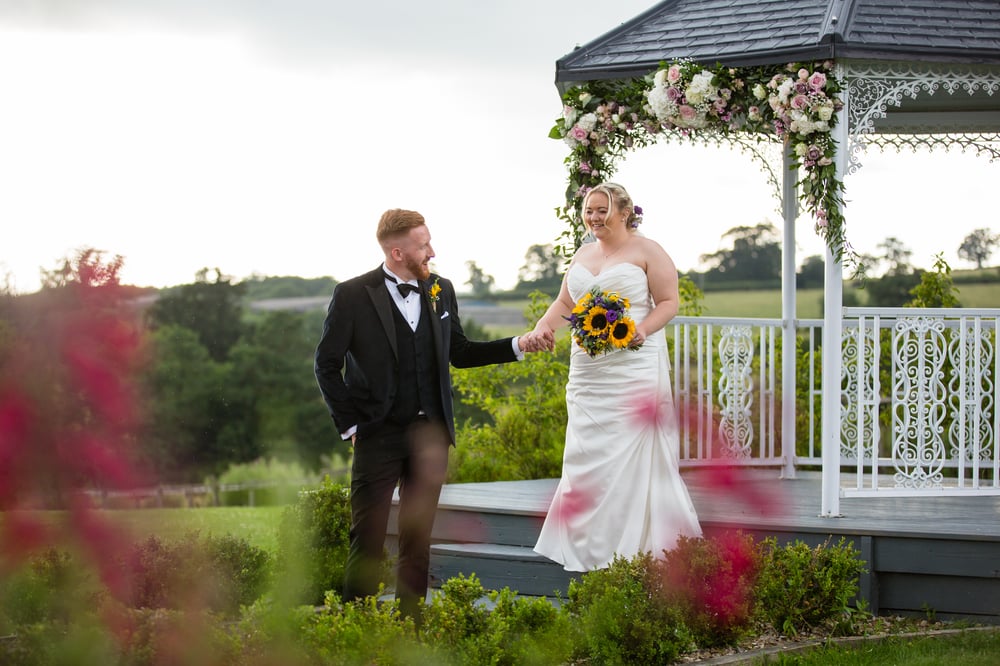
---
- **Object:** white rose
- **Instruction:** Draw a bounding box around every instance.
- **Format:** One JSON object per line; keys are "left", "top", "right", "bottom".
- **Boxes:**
{"left": 685, "top": 71, "right": 716, "bottom": 105}
{"left": 753, "top": 83, "right": 767, "bottom": 100}
{"left": 778, "top": 78, "right": 794, "bottom": 102}
{"left": 817, "top": 104, "right": 834, "bottom": 122}
{"left": 646, "top": 87, "right": 672, "bottom": 121}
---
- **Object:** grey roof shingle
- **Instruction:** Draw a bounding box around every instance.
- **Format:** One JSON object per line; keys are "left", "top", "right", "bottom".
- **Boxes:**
{"left": 557, "top": 0, "right": 1000, "bottom": 84}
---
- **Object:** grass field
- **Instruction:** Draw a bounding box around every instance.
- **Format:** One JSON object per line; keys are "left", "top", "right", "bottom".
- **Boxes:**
{"left": 481, "top": 280, "right": 999, "bottom": 330}
{"left": 8, "top": 506, "right": 288, "bottom": 556}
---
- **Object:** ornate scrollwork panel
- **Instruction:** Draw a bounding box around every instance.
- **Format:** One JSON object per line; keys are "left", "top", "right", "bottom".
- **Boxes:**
{"left": 891, "top": 317, "right": 948, "bottom": 488}
{"left": 841, "top": 324, "right": 879, "bottom": 461}
{"left": 717, "top": 325, "right": 754, "bottom": 459}
{"left": 947, "top": 324, "right": 996, "bottom": 464}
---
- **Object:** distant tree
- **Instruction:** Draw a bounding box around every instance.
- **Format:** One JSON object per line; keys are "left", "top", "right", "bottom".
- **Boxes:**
{"left": 242, "top": 275, "right": 338, "bottom": 300}
{"left": 957, "top": 228, "right": 999, "bottom": 269}
{"left": 146, "top": 268, "right": 246, "bottom": 362}
{"left": 518, "top": 244, "right": 562, "bottom": 283}
{"left": 39, "top": 248, "right": 124, "bottom": 290}
{"left": 465, "top": 261, "right": 495, "bottom": 299}
{"left": 796, "top": 255, "right": 825, "bottom": 289}
{"left": 515, "top": 244, "right": 563, "bottom": 295}
{"left": 864, "top": 271, "right": 922, "bottom": 307}
{"left": 875, "top": 237, "right": 913, "bottom": 275}
{"left": 227, "top": 310, "right": 347, "bottom": 469}
{"left": 141, "top": 324, "right": 260, "bottom": 481}
{"left": 699, "top": 222, "right": 781, "bottom": 285}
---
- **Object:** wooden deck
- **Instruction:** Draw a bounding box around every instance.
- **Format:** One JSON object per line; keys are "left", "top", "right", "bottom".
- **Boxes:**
{"left": 390, "top": 469, "right": 1000, "bottom": 623}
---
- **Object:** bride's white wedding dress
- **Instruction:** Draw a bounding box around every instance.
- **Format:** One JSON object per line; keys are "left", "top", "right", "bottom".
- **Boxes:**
{"left": 534, "top": 262, "right": 702, "bottom": 571}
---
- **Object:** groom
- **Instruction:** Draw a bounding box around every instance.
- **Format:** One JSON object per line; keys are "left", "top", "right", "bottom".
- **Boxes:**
{"left": 314, "top": 208, "right": 538, "bottom": 623}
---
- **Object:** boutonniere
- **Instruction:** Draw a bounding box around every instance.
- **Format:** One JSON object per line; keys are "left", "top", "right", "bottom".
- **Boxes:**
{"left": 428, "top": 278, "right": 442, "bottom": 313}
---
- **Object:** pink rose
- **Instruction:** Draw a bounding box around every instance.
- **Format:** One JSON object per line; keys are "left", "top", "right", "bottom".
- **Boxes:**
{"left": 808, "top": 72, "right": 827, "bottom": 90}
{"left": 678, "top": 105, "right": 697, "bottom": 121}
{"left": 798, "top": 68, "right": 809, "bottom": 80}
{"left": 791, "top": 94, "right": 809, "bottom": 110}
{"left": 666, "top": 86, "right": 683, "bottom": 102}
{"left": 570, "top": 125, "right": 588, "bottom": 142}
{"left": 667, "top": 65, "right": 682, "bottom": 83}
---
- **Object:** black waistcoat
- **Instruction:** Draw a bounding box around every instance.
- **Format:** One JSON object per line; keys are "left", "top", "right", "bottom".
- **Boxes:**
{"left": 387, "top": 299, "right": 443, "bottom": 425}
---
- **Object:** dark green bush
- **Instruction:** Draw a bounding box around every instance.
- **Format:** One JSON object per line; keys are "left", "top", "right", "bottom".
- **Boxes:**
{"left": 566, "top": 552, "right": 694, "bottom": 665}
{"left": 754, "top": 536, "right": 866, "bottom": 636}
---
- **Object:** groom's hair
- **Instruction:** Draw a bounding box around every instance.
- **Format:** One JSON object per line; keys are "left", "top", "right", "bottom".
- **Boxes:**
{"left": 377, "top": 208, "right": 425, "bottom": 243}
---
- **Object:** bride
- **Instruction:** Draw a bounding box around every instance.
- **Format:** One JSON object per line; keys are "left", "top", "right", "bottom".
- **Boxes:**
{"left": 528, "top": 182, "right": 702, "bottom": 572}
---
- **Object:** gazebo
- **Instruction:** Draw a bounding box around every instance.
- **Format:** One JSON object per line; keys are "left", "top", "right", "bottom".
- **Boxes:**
{"left": 551, "top": 0, "right": 1000, "bottom": 516}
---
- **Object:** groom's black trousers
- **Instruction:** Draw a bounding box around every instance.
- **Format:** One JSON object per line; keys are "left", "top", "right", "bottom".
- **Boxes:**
{"left": 342, "top": 415, "right": 450, "bottom": 621}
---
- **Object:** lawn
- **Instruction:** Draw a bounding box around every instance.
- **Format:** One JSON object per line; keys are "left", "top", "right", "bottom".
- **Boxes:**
{"left": 482, "top": 281, "right": 999, "bottom": 327}
{"left": 6, "top": 506, "right": 288, "bottom": 556}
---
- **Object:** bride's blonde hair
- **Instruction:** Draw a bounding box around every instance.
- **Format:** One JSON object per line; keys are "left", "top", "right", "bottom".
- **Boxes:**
{"left": 583, "top": 182, "right": 642, "bottom": 230}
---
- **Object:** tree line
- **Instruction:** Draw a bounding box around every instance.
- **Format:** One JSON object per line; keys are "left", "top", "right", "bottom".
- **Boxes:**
{"left": 2, "top": 228, "right": 991, "bottom": 490}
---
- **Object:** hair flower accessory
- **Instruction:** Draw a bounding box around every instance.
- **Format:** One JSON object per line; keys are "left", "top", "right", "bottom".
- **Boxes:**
{"left": 565, "top": 286, "right": 640, "bottom": 357}
{"left": 428, "top": 277, "right": 442, "bottom": 312}
{"left": 630, "top": 205, "right": 643, "bottom": 229}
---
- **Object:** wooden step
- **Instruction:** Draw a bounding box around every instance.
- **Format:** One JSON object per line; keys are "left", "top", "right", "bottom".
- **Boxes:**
{"left": 429, "top": 542, "right": 581, "bottom": 598}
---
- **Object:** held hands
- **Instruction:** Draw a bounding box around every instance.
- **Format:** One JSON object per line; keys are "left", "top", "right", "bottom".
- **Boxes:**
{"left": 519, "top": 326, "right": 555, "bottom": 353}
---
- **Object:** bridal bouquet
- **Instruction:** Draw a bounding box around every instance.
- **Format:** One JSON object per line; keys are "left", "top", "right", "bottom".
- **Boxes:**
{"left": 565, "top": 287, "right": 638, "bottom": 357}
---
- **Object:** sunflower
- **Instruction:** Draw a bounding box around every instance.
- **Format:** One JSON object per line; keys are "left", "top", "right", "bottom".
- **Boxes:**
{"left": 610, "top": 317, "right": 636, "bottom": 349}
{"left": 583, "top": 306, "right": 610, "bottom": 336}
{"left": 564, "top": 285, "right": 643, "bottom": 357}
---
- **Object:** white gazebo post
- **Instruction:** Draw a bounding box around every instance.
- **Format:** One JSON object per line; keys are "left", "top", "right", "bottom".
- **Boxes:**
{"left": 820, "top": 85, "right": 848, "bottom": 518}
{"left": 781, "top": 141, "right": 798, "bottom": 479}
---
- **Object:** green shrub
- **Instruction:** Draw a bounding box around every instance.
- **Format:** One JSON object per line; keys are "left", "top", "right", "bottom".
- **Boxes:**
{"left": 660, "top": 533, "right": 760, "bottom": 647}
{"left": 202, "top": 534, "right": 273, "bottom": 612}
{"left": 120, "top": 533, "right": 271, "bottom": 616}
{"left": 273, "top": 476, "right": 385, "bottom": 607}
{"left": 566, "top": 552, "right": 693, "bottom": 665}
{"left": 116, "top": 608, "right": 241, "bottom": 666}
{"left": 754, "top": 536, "right": 866, "bottom": 636}
{"left": 300, "top": 591, "right": 425, "bottom": 665}
{"left": 476, "top": 587, "right": 574, "bottom": 666}
{"left": 0, "top": 549, "right": 100, "bottom": 629}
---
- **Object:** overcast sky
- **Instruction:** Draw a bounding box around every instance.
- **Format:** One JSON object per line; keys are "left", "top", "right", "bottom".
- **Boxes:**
{"left": 1, "top": 1, "right": 995, "bottom": 294}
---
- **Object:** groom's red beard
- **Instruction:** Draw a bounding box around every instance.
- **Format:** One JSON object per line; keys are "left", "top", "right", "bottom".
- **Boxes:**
{"left": 404, "top": 256, "right": 431, "bottom": 281}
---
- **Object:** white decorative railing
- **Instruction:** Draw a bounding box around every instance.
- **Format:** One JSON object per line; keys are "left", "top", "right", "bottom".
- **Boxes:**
{"left": 841, "top": 308, "right": 1000, "bottom": 496}
{"left": 668, "top": 316, "right": 820, "bottom": 468}
{"left": 668, "top": 309, "right": 1000, "bottom": 497}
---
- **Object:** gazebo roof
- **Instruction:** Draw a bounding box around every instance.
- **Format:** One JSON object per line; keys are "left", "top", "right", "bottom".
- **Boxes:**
{"left": 557, "top": 0, "right": 1000, "bottom": 85}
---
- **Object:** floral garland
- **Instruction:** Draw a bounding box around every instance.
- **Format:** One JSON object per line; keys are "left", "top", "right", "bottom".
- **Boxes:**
{"left": 551, "top": 60, "right": 852, "bottom": 267}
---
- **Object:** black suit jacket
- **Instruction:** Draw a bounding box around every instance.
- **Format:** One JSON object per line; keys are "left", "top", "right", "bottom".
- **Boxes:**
{"left": 314, "top": 265, "right": 518, "bottom": 444}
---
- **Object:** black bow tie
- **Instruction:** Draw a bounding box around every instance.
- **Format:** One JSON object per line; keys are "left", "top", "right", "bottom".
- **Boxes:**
{"left": 384, "top": 272, "right": 420, "bottom": 298}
